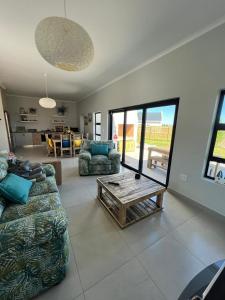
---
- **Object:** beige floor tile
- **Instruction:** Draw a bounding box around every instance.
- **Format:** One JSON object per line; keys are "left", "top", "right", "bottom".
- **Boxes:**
{"left": 70, "top": 221, "right": 133, "bottom": 290}
{"left": 138, "top": 235, "right": 204, "bottom": 300}
{"left": 171, "top": 213, "right": 225, "bottom": 265}
{"left": 119, "top": 216, "right": 167, "bottom": 255}
{"left": 85, "top": 258, "right": 165, "bottom": 300}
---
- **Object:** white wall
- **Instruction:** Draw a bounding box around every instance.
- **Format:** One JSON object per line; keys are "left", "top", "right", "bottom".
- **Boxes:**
{"left": 78, "top": 23, "right": 225, "bottom": 216}
{"left": 5, "top": 94, "right": 78, "bottom": 132}
{"left": 0, "top": 88, "right": 9, "bottom": 151}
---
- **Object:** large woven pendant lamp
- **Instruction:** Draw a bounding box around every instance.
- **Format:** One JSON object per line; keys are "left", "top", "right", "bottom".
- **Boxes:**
{"left": 35, "top": 0, "right": 94, "bottom": 71}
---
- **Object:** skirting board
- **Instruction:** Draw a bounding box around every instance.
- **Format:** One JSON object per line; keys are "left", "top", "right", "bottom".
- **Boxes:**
{"left": 167, "top": 188, "right": 225, "bottom": 220}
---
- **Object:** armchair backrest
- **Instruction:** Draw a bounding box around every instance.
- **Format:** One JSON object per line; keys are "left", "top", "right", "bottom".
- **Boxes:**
{"left": 82, "top": 140, "right": 114, "bottom": 152}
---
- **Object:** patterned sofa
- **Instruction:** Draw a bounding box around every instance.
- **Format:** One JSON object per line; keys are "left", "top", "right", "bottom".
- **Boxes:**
{"left": 79, "top": 140, "right": 121, "bottom": 175}
{"left": 0, "top": 159, "right": 69, "bottom": 300}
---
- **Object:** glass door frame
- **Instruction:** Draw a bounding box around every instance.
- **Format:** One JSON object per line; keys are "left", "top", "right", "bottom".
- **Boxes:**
{"left": 109, "top": 98, "right": 179, "bottom": 187}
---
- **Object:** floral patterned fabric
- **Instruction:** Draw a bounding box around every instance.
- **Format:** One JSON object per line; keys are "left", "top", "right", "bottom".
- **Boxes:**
{"left": 42, "top": 164, "right": 55, "bottom": 177}
{"left": 0, "top": 157, "right": 8, "bottom": 181}
{"left": 0, "top": 163, "right": 69, "bottom": 300}
{"left": 0, "top": 196, "right": 6, "bottom": 218}
{"left": 79, "top": 141, "right": 120, "bottom": 176}
{"left": 29, "top": 175, "right": 58, "bottom": 197}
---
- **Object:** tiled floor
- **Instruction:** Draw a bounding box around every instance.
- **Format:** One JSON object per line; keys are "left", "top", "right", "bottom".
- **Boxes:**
{"left": 15, "top": 146, "right": 225, "bottom": 300}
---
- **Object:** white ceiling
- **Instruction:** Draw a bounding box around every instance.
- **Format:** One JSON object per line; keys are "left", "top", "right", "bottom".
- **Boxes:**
{"left": 0, "top": 0, "right": 225, "bottom": 102}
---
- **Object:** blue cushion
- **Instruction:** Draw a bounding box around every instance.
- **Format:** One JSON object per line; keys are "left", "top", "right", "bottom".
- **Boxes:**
{"left": 91, "top": 144, "right": 109, "bottom": 156}
{"left": 0, "top": 173, "right": 32, "bottom": 204}
{"left": 62, "top": 140, "right": 70, "bottom": 147}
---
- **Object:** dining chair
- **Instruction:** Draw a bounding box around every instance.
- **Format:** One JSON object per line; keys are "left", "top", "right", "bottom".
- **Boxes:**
{"left": 60, "top": 134, "right": 72, "bottom": 157}
{"left": 72, "top": 133, "right": 83, "bottom": 156}
{"left": 45, "top": 134, "right": 54, "bottom": 156}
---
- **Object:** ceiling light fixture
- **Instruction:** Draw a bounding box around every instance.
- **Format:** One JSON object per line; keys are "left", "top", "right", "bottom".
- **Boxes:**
{"left": 35, "top": 0, "right": 94, "bottom": 72}
{"left": 39, "top": 73, "right": 56, "bottom": 109}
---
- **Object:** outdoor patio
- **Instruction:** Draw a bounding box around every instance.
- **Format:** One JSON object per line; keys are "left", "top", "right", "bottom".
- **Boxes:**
{"left": 124, "top": 145, "right": 167, "bottom": 184}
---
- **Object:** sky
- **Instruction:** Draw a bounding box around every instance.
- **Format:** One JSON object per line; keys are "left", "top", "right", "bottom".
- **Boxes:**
{"left": 220, "top": 96, "right": 225, "bottom": 123}
{"left": 149, "top": 105, "right": 176, "bottom": 125}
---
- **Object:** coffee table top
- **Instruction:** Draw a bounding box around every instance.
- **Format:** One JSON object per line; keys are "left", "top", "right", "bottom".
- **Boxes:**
{"left": 97, "top": 172, "right": 165, "bottom": 206}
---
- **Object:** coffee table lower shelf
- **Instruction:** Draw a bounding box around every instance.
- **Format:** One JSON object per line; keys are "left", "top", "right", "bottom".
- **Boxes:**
{"left": 98, "top": 191, "right": 163, "bottom": 228}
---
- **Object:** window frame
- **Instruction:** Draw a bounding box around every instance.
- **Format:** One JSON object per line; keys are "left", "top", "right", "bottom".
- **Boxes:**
{"left": 205, "top": 90, "right": 225, "bottom": 179}
{"left": 94, "top": 112, "right": 101, "bottom": 140}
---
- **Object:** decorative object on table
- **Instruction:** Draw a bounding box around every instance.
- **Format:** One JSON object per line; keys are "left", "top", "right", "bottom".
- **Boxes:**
{"left": 39, "top": 73, "right": 56, "bottom": 109}
{"left": 135, "top": 173, "right": 140, "bottom": 179}
{"left": 79, "top": 140, "right": 121, "bottom": 176}
{"left": 97, "top": 172, "right": 166, "bottom": 228}
{"left": 88, "top": 113, "right": 92, "bottom": 122}
{"left": 34, "top": 0, "right": 94, "bottom": 72}
{"left": 215, "top": 164, "right": 225, "bottom": 184}
{"left": 29, "top": 107, "right": 37, "bottom": 114}
{"left": 57, "top": 105, "right": 67, "bottom": 116}
{"left": 0, "top": 158, "right": 69, "bottom": 299}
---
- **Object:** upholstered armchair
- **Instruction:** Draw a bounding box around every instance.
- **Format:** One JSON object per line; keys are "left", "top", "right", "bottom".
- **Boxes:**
{"left": 79, "top": 140, "right": 121, "bottom": 175}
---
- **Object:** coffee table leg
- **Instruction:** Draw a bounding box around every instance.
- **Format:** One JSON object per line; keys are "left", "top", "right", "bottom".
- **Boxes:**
{"left": 156, "top": 192, "right": 164, "bottom": 208}
{"left": 119, "top": 206, "right": 127, "bottom": 227}
{"left": 98, "top": 184, "right": 102, "bottom": 199}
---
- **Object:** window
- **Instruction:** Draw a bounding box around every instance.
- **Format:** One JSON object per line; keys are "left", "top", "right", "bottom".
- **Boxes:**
{"left": 95, "top": 112, "right": 101, "bottom": 141}
{"left": 205, "top": 90, "right": 225, "bottom": 181}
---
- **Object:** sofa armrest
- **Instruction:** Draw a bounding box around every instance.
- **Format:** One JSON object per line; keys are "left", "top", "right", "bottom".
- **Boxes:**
{"left": 0, "top": 208, "right": 67, "bottom": 252}
{"left": 42, "top": 164, "right": 55, "bottom": 177}
{"left": 79, "top": 150, "right": 92, "bottom": 161}
{"left": 108, "top": 149, "right": 121, "bottom": 160}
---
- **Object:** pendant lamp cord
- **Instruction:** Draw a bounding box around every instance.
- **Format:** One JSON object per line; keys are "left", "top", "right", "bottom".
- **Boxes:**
{"left": 44, "top": 73, "right": 48, "bottom": 98}
{"left": 64, "top": 0, "right": 67, "bottom": 18}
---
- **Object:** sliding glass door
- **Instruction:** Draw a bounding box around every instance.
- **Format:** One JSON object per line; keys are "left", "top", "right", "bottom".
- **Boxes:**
{"left": 124, "top": 109, "right": 143, "bottom": 170}
{"left": 142, "top": 105, "right": 176, "bottom": 184}
{"left": 109, "top": 98, "right": 179, "bottom": 186}
{"left": 110, "top": 111, "right": 125, "bottom": 161}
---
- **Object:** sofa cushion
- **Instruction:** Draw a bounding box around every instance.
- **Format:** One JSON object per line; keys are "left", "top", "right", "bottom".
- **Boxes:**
{"left": 0, "top": 157, "right": 8, "bottom": 181}
{"left": 82, "top": 140, "right": 114, "bottom": 151}
{"left": 90, "top": 155, "right": 111, "bottom": 165}
{"left": 0, "top": 192, "right": 61, "bottom": 223}
{"left": 29, "top": 176, "right": 58, "bottom": 197}
{"left": 0, "top": 173, "right": 32, "bottom": 204}
{"left": 91, "top": 143, "right": 108, "bottom": 156}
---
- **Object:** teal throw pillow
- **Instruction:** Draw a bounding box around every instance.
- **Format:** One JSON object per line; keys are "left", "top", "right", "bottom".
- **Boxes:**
{"left": 0, "top": 173, "right": 32, "bottom": 204}
{"left": 91, "top": 144, "right": 109, "bottom": 156}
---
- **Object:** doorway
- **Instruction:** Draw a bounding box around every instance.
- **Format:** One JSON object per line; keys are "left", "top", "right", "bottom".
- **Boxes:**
{"left": 109, "top": 98, "right": 179, "bottom": 186}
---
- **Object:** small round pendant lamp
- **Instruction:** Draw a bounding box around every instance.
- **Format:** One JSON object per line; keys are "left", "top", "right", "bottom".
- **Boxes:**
{"left": 39, "top": 74, "right": 56, "bottom": 109}
{"left": 35, "top": 16, "right": 94, "bottom": 72}
{"left": 39, "top": 97, "right": 56, "bottom": 109}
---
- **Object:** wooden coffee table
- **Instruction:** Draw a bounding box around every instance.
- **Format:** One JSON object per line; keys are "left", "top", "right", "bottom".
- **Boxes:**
{"left": 97, "top": 172, "right": 166, "bottom": 228}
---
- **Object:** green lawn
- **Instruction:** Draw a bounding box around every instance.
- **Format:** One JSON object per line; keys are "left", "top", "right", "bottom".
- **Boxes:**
{"left": 144, "top": 139, "right": 170, "bottom": 149}
{"left": 213, "top": 130, "right": 225, "bottom": 158}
